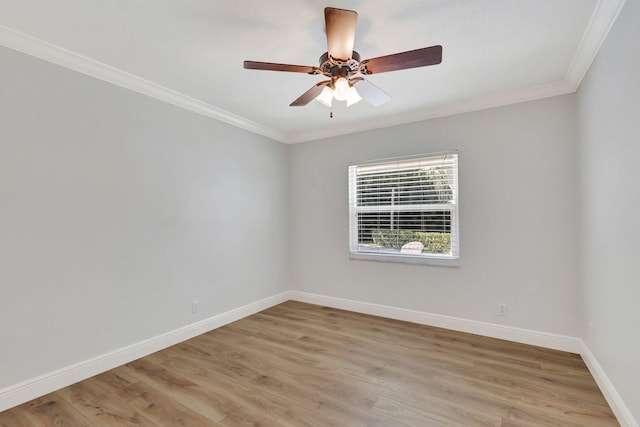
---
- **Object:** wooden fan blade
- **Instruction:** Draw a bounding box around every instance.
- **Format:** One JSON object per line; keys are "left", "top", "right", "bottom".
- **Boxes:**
{"left": 325, "top": 7, "right": 358, "bottom": 62}
{"left": 290, "top": 82, "right": 329, "bottom": 106}
{"left": 362, "top": 45, "right": 442, "bottom": 74}
{"left": 244, "top": 61, "right": 320, "bottom": 74}
{"left": 352, "top": 78, "right": 391, "bottom": 106}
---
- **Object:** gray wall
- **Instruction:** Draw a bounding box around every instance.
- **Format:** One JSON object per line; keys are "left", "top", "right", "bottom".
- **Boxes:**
{"left": 576, "top": 0, "right": 640, "bottom": 420}
{"left": 2, "top": 2, "right": 639, "bottom": 418}
{"left": 0, "top": 46, "right": 289, "bottom": 389}
{"left": 289, "top": 95, "right": 581, "bottom": 337}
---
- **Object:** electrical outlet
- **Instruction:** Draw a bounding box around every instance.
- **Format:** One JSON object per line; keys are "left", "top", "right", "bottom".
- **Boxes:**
{"left": 498, "top": 303, "right": 508, "bottom": 316}
{"left": 192, "top": 300, "right": 199, "bottom": 314}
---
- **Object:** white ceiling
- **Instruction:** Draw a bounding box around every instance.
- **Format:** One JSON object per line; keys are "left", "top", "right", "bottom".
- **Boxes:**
{"left": 0, "top": 0, "right": 626, "bottom": 143}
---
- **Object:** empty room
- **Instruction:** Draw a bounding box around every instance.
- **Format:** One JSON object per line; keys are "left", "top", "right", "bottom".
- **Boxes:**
{"left": 0, "top": 1, "right": 638, "bottom": 426}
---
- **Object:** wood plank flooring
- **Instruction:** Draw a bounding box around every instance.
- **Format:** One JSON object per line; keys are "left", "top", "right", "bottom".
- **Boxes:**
{"left": 0, "top": 301, "right": 618, "bottom": 426}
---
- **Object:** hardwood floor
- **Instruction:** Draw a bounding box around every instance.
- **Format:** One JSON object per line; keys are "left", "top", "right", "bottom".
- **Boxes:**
{"left": 0, "top": 301, "right": 618, "bottom": 426}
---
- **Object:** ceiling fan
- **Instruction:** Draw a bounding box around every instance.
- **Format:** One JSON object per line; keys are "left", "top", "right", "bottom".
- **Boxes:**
{"left": 243, "top": 7, "right": 442, "bottom": 111}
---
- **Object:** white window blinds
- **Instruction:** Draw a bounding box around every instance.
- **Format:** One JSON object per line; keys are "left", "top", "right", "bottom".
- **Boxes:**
{"left": 348, "top": 153, "right": 459, "bottom": 262}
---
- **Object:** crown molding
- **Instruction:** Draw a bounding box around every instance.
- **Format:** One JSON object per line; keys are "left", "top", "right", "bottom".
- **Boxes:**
{"left": 0, "top": 25, "right": 287, "bottom": 143}
{"left": 286, "top": 80, "right": 573, "bottom": 143}
{"left": 564, "top": 0, "right": 627, "bottom": 91}
{"left": 285, "top": 0, "right": 627, "bottom": 144}
{"left": 0, "top": 0, "right": 626, "bottom": 145}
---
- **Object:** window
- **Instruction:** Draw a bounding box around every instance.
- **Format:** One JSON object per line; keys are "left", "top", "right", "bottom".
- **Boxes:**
{"left": 348, "top": 153, "right": 459, "bottom": 265}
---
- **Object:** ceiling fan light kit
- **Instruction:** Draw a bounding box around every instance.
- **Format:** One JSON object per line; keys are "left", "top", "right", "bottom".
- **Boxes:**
{"left": 243, "top": 7, "right": 442, "bottom": 114}
{"left": 316, "top": 76, "right": 362, "bottom": 108}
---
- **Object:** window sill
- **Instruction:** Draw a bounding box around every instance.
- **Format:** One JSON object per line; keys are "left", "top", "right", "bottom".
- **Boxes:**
{"left": 349, "top": 251, "right": 460, "bottom": 267}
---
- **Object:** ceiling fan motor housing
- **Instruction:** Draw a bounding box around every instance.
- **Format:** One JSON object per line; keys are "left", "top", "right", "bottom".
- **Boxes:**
{"left": 319, "top": 51, "right": 361, "bottom": 74}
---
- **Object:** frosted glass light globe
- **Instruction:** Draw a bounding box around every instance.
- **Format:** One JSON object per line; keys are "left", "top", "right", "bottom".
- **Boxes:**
{"left": 315, "top": 86, "right": 334, "bottom": 107}
{"left": 333, "top": 77, "right": 349, "bottom": 101}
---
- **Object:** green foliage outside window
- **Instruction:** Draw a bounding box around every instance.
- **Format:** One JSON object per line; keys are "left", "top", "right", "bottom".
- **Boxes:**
{"left": 371, "top": 230, "right": 451, "bottom": 254}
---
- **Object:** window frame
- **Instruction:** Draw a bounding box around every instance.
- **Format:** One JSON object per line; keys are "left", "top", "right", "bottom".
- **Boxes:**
{"left": 348, "top": 152, "right": 460, "bottom": 267}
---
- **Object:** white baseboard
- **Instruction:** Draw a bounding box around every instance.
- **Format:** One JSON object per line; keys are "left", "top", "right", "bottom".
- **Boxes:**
{"left": 3, "top": 289, "right": 636, "bottom": 427}
{"left": 580, "top": 341, "right": 639, "bottom": 427}
{"left": 0, "top": 291, "right": 290, "bottom": 413}
{"left": 288, "top": 291, "right": 582, "bottom": 353}
{"left": 289, "top": 291, "right": 639, "bottom": 426}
